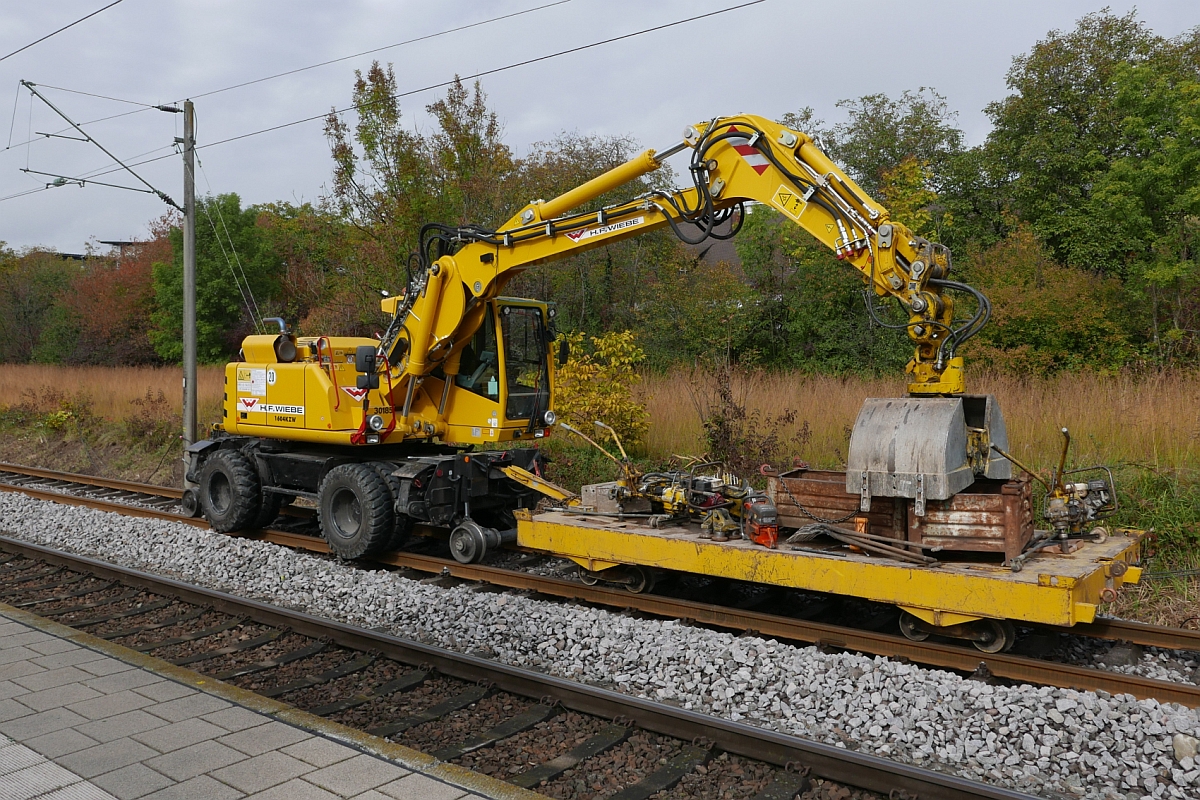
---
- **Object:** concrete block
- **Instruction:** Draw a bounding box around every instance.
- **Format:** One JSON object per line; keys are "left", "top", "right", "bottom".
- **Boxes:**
{"left": 242, "top": 778, "right": 339, "bottom": 800}
{"left": 0, "top": 630, "right": 54, "bottom": 650}
{"left": 59, "top": 737, "right": 160, "bottom": 779}
{"left": 0, "top": 646, "right": 39, "bottom": 666}
{"left": 141, "top": 774, "right": 245, "bottom": 800}
{"left": 26, "top": 637, "right": 79, "bottom": 656}
{"left": 77, "top": 658, "right": 136, "bottom": 678}
{"left": 210, "top": 751, "right": 314, "bottom": 794}
{"left": 13, "top": 665, "right": 93, "bottom": 692}
{"left": 91, "top": 763, "right": 175, "bottom": 800}
{"left": 304, "top": 754, "right": 409, "bottom": 796}
{"left": 24, "top": 727, "right": 101, "bottom": 758}
{"left": 0, "top": 697, "right": 32, "bottom": 723}
{"left": 75, "top": 709, "right": 167, "bottom": 743}
{"left": 68, "top": 689, "right": 157, "bottom": 720}
{"left": 201, "top": 707, "right": 270, "bottom": 733}
{"left": 146, "top": 739, "right": 247, "bottom": 781}
{"left": 145, "top": 693, "right": 230, "bottom": 723}
{"left": 279, "top": 737, "right": 357, "bottom": 768}
{"left": 378, "top": 774, "right": 468, "bottom": 800}
{"left": 0, "top": 706, "right": 88, "bottom": 739}
{"left": 31, "top": 648, "right": 110, "bottom": 670}
{"left": 18, "top": 681, "right": 103, "bottom": 712}
{"left": 83, "top": 669, "right": 165, "bottom": 695}
{"left": 0, "top": 657, "right": 45, "bottom": 680}
{"left": 133, "top": 718, "right": 226, "bottom": 753}
{"left": 217, "top": 721, "right": 309, "bottom": 757}
{"left": 133, "top": 681, "right": 195, "bottom": 703}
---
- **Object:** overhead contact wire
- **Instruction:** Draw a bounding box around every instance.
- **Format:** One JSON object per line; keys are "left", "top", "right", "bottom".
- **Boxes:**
{"left": 4, "top": 1, "right": 767, "bottom": 207}
{"left": 0, "top": 0, "right": 125, "bottom": 63}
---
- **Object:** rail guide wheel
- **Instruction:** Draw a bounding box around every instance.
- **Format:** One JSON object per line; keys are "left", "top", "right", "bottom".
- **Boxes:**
{"left": 898, "top": 611, "right": 930, "bottom": 642}
{"left": 973, "top": 618, "right": 1019, "bottom": 654}
{"left": 898, "top": 611, "right": 1018, "bottom": 653}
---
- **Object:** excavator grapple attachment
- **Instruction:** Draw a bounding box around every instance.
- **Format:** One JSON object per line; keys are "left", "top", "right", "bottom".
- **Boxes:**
{"left": 846, "top": 395, "right": 1010, "bottom": 515}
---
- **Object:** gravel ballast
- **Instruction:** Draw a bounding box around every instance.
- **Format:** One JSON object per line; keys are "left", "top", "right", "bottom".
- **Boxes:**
{"left": 2, "top": 493, "right": 1199, "bottom": 799}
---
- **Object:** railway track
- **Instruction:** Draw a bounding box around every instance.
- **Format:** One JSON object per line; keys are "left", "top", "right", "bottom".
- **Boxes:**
{"left": 2, "top": 462, "right": 1199, "bottom": 711}
{"left": 0, "top": 536, "right": 1033, "bottom": 800}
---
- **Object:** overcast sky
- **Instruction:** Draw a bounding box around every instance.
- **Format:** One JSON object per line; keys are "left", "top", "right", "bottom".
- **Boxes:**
{"left": 1, "top": 0, "right": 1196, "bottom": 253}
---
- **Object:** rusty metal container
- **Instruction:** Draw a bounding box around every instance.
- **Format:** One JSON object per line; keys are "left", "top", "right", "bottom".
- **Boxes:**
{"left": 769, "top": 469, "right": 906, "bottom": 539}
{"left": 908, "top": 478, "right": 1033, "bottom": 561}
{"left": 769, "top": 469, "right": 1034, "bottom": 560}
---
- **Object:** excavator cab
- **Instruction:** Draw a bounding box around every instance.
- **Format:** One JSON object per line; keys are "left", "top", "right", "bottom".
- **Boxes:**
{"left": 435, "top": 298, "right": 556, "bottom": 443}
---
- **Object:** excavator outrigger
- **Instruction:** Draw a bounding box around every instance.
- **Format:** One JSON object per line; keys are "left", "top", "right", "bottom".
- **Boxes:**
{"left": 185, "top": 114, "right": 1009, "bottom": 560}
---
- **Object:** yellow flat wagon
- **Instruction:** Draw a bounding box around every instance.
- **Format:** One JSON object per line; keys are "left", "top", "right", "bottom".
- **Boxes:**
{"left": 513, "top": 508, "right": 1144, "bottom": 652}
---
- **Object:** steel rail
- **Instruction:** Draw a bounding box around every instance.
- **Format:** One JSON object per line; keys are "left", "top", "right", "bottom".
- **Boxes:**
{"left": 2, "top": 465, "right": 1199, "bottom": 707}
{"left": 0, "top": 534, "right": 1033, "bottom": 800}
{"left": 0, "top": 462, "right": 183, "bottom": 498}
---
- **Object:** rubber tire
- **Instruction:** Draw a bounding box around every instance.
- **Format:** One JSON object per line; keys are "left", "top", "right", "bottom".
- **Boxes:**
{"left": 368, "top": 462, "right": 411, "bottom": 551}
{"left": 252, "top": 492, "right": 284, "bottom": 529}
{"left": 318, "top": 463, "right": 394, "bottom": 560}
{"left": 198, "top": 449, "right": 262, "bottom": 532}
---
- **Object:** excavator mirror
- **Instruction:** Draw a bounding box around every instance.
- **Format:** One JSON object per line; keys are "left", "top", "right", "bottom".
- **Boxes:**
{"left": 557, "top": 339, "right": 570, "bottom": 366}
{"left": 354, "top": 345, "right": 380, "bottom": 390}
{"left": 354, "top": 345, "right": 376, "bottom": 374}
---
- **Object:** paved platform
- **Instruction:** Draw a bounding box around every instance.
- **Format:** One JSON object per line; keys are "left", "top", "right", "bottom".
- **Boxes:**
{"left": 0, "top": 605, "right": 538, "bottom": 800}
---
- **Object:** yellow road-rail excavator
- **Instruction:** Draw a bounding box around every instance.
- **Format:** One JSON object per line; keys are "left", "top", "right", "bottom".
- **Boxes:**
{"left": 184, "top": 114, "right": 1011, "bottom": 562}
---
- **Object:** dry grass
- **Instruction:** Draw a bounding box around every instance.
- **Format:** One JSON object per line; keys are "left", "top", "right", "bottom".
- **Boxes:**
{"left": 639, "top": 369, "right": 1200, "bottom": 472}
{"left": 3, "top": 363, "right": 1199, "bottom": 474}
{"left": 0, "top": 364, "right": 225, "bottom": 422}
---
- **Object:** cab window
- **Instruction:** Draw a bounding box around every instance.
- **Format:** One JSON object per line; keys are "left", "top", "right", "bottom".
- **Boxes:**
{"left": 454, "top": 306, "right": 500, "bottom": 400}
{"left": 501, "top": 306, "right": 549, "bottom": 420}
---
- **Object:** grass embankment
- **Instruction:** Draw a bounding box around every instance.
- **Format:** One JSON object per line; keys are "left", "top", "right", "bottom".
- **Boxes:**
{"left": 1, "top": 364, "right": 1198, "bottom": 625}
{"left": 0, "top": 365, "right": 225, "bottom": 485}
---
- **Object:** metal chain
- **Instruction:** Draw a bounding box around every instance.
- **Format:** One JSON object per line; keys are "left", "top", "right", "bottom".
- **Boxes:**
{"left": 774, "top": 478, "right": 861, "bottom": 525}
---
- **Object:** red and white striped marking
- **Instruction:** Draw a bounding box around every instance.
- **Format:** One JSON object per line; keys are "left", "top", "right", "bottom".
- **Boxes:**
{"left": 728, "top": 126, "right": 769, "bottom": 175}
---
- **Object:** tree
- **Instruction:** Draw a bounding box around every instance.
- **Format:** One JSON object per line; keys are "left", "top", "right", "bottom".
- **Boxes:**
{"left": 983, "top": 10, "right": 1162, "bottom": 275}
{"left": 823, "top": 89, "right": 964, "bottom": 198}
{"left": 0, "top": 248, "right": 77, "bottom": 363}
{"left": 322, "top": 67, "right": 520, "bottom": 333}
{"left": 1088, "top": 63, "right": 1200, "bottom": 361}
{"left": 46, "top": 216, "right": 174, "bottom": 365}
{"left": 149, "top": 194, "right": 280, "bottom": 363}
{"left": 733, "top": 206, "right": 910, "bottom": 374}
{"left": 961, "top": 229, "right": 1134, "bottom": 375}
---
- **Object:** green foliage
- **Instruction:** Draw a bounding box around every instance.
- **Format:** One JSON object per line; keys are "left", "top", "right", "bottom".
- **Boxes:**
{"left": 0, "top": 248, "right": 77, "bottom": 363}
{"left": 1112, "top": 468, "right": 1200, "bottom": 564}
{"left": 149, "top": 194, "right": 281, "bottom": 363}
{"left": 636, "top": 256, "right": 754, "bottom": 368}
{"left": 822, "top": 88, "right": 964, "bottom": 198}
{"left": 983, "top": 9, "right": 1176, "bottom": 276}
{"left": 554, "top": 330, "right": 649, "bottom": 450}
{"left": 961, "top": 229, "right": 1135, "bottom": 374}
{"left": 733, "top": 206, "right": 910, "bottom": 374}
{"left": 878, "top": 156, "right": 940, "bottom": 240}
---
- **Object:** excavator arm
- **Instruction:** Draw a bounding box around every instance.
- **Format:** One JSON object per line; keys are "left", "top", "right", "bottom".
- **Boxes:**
{"left": 380, "top": 113, "right": 989, "bottom": 408}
